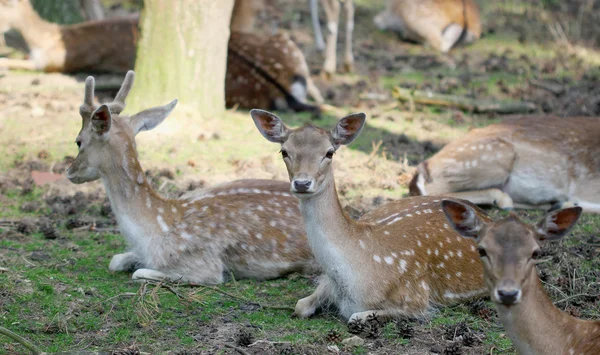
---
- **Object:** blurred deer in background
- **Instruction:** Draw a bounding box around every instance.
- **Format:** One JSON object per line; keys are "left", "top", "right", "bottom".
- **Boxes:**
{"left": 231, "top": 0, "right": 354, "bottom": 77}
{"left": 251, "top": 109, "right": 487, "bottom": 325}
{"left": 0, "top": 0, "right": 138, "bottom": 72}
{"left": 374, "top": 0, "right": 481, "bottom": 52}
{"left": 409, "top": 116, "right": 600, "bottom": 213}
{"left": 442, "top": 200, "right": 600, "bottom": 355}
{"left": 227, "top": 31, "right": 324, "bottom": 112}
{"left": 67, "top": 71, "right": 315, "bottom": 284}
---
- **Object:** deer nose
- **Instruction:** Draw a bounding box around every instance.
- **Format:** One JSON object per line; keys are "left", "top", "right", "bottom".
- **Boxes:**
{"left": 496, "top": 288, "right": 521, "bottom": 306}
{"left": 292, "top": 179, "right": 312, "bottom": 193}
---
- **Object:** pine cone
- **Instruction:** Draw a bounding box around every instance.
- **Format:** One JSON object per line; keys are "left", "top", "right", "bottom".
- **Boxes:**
{"left": 326, "top": 329, "right": 343, "bottom": 343}
{"left": 235, "top": 328, "right": 254, "bottom": 347}
{"left": 16, "top": 220, "right": 35, "bottom": 235}
{"left": 394, "top": 319, "right": 414, "bottom": 339}
{"left": 443, "top": 341, "right": 463, "bottom": 355}
{"left": 39, "top": 221, "right": 59, "bottom": 240}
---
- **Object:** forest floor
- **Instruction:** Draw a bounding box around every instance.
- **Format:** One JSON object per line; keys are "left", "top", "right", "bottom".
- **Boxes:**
{"left": 1, "top": 0, "right": 600, "bottom": 354}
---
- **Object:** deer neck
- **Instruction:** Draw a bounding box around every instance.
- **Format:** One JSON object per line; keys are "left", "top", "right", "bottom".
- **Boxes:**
{"left": 496, "top": 272, "right": 578, "bottom": 355}
{"left": 99, "top": 142, "right": 174, "bottom": 253}
{"left": 14, "top": 5, "right": 60, "bottom": 50}
{"left": 298, "top": 173, "right": 358, "bottom": 283}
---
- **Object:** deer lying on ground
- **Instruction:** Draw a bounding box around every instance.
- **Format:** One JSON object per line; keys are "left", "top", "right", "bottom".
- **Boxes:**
{"left": 251, "top": 109, "right": 487, "bottom": 324}
{"left": 231, "top": 0, "right": 354, "bottom": 77}
{"left": 0, "top": 0, "right": 322, "bottom": 112}
{"left": 374, "top": 0, "right": 481, "bottom": 52}
{"left": 409, "top": 116, "right": 600, "bottom": 213}
{"left": 442, "top": 200, "right": 600, "bottom": 354}
{"left": 66, "top": 71, "right": 315, "bottom": 284}
{"left": 227, "top": 31, "right": 324, "bottom": 112}
{"left": 0, "top": 0, "right": 138, "bottom": 73}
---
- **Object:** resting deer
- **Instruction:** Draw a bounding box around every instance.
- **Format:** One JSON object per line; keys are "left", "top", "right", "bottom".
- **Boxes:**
{"left": 231, "top": 0, "right": 354, "bottom": 77}
{"left": 0, "top": 0, "right": 138, "bottom": 73}
{"left": 227, "top": 31, "right": 324, "bottom": 112}
{"left": 442, "top": 200, "right": 600, "bottom": 355}
{"left": 250, "top": 109, "right": 487, "bottom": 324}
{"left": 409, "top": 116, "right": 600, "bottom": 213}
{"left": 374, "top": 0, "right": 481, "bottom": 52}
{"left": 66, "top": 71, "right": 314, "bottom": 284}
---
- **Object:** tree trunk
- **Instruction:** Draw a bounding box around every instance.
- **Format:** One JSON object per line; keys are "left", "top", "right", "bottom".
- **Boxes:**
{"left": 127, "top": 0, "right": 234, "bottom": 118}
{"left": 30, "top": 0, "right": 85, "bottom": 24}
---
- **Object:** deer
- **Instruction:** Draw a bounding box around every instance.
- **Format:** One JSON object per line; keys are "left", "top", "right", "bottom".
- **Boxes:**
{"left": 409, "top": 115, "right": 600, "bottom": 213}
{"left": 0, "top": 0, "right": 322, "bottom": 112}
{"left": 250, "top": 109, "right": 488, "bottom": 325}
{"left": 442, "top": 200, "right": 600, "bottom": 354}
{"left": 66, "top": 71, "right": 315, "bottom": 285}
{"left": 373, "top": 0, "right": 481, "bottom": 53}
{"left": 0, "top": 0, "right": 138, "bottom": 73}
{"left": 227, "top": 31, "right": 324, "bottom": 112}
{"left": 231, "top": 0, "right": 354, "bottom": 77}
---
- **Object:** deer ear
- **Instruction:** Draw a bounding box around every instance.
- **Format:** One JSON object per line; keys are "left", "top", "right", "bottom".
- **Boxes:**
{"left": 129, "top": 99, "right": 178, "bottom": 135}
{"left": 330, "top": 113, "right": 366, "bottom": 147}
{"left": 536, "top": 207, "right": 582, "bottom": 241}
{"left": 250, "top": 109, "right": 289, "bottom": 143}
{"left": 91, "top": 105, "right": 111, "bottom": 136}
{"left": 441, "top": 199, "right": 487, "bottom": 240}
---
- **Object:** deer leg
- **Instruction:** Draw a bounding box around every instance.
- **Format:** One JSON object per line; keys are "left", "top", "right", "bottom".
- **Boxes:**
{"left": 132, "top": 268, "right": 171, "bottom": 282}
{"left": 440, "top": 23, "right": 464, "bottom": 53}
{"left": 311, "top": 0, "right": 326, "bottom": 51}
{"left": 342, "top": 0, "right": 354, "bottom": 72}
{"left": 295, "top": 275, "right": 335, "bottom": 318}
{"left": 321, "top": 0, "right": 340, "bottom": 78}
{"left": 306, "top": 78, "right": 324, "bottom": 104}
{"left": 443, "top": 189, "right": 514, "bottom": 210}
{"left": 0, "top": 58, "right": 38, "bottom": 71}
{"left": 348, "top": 309, "right": 400, "bottom": 325}
{"left": 109, "top": 252, "right": 140, "bottom": 272}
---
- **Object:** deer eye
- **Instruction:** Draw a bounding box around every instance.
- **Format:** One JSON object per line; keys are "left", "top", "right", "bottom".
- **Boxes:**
{"left": 531, "top": 249, "right": 542, "bottom": 260}
{"left": 280, "top": 150, "right": 289, "bottom": 159}
{"left": 325, "top": 150, "right": 334, "bottom": 159}
{"left": 477, "top": 247, "right": 487, "bottom": 258}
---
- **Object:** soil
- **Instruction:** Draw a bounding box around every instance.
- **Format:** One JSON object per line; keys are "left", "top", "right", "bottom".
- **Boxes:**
{"left": 1, "top": 0, "right": 599, "bottom": 354}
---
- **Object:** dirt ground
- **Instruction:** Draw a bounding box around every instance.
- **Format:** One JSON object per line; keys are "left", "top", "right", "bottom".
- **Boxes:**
{"left": 1, "top": 0, "right": 600, "bottom": 354}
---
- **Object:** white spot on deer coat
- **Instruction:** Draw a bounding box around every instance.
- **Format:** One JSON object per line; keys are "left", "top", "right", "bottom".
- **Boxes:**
{"left": 373, "top": 255, "right": 381, "bottom": 263}
{"left": 156, "top": 215, "right": 169, "bottom": 233}
{"left": 384, "top": 256, "right": 394, "bottom": 264}
{"left": 398, "top": 259, "right": 407, "bottom": 273}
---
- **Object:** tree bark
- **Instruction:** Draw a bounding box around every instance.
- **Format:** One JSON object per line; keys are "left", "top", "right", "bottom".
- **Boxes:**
{"left": 127, "top": 0, "right": 234, "bottom": 118}
{"left": 30, "top": 0, "right": 85, "bottom": 24}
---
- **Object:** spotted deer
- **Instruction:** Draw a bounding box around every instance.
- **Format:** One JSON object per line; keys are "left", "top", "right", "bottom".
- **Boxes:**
{"left": 66, "top": 71, "right": 314, "bottom": 284}
{"left": 250, "top": 109, "right": 487, "bottom": 324}
{"left": 374, "top": 0, "right": 481, "bottom": 52}
{"left": 409, "top": 116, "right": 600, "bottom": 213}
{"left": 231, "top": 0, "right": 354, "bottom": 77}
{"left": 0, "top": 0, "right": 138, "bottom": 73}
{"left": 442, "top": 200, "right": 600, "bottom": 355}
{"left": 227, "top": 31, "right": 324, "bottom": 112}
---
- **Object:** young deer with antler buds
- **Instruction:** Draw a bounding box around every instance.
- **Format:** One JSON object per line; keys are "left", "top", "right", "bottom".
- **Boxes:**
{"left": 250, "top": 109, "right": 487, "bottom": 324}
{"left": 66, "top": 71, "right": 314, "bottom": 284}
{"left": 374, "top": 0, "right": 481, "bottom": 52}
{"left": 409, "top": 116, "right": 600, "bottom": 213}
{"left": 0, "top": 0, "right": 138, "bottom": 72}
{"left": 442, "top": 200, "right": 600, "bottom": 354}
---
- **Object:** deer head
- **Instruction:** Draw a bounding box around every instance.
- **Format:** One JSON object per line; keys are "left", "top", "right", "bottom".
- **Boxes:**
{"left": 441, "top": 199, "right": 582, "bottom": 306}
{"left": 67, "top": 70, "right": 178, "bottom": 184}
{"left": 250, "top": 109, "right": 365, "bottom": 197}
{"left": 0, "top": 0, "right": 29, "bottom": 33}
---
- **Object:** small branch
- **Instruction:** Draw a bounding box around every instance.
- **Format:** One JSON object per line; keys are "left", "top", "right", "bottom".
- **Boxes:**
{"left": 392, "top": 87, "right": 536, "bottom": 114}
{"left": 0, "top": 326, "right": 42, "bottom": 354}
{"left": 529, "top": 78, "right": 565, "bottom": 95}
{"left": 224, "top": 343, "right": 250, "bottom": 355}
{"left": 554, "top": 293, "right": 600, "bottom": 305}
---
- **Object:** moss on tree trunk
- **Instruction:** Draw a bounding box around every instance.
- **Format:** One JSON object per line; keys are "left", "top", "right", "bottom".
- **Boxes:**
{"left": 127, "top": 0, "right": 234, "bottom": 118}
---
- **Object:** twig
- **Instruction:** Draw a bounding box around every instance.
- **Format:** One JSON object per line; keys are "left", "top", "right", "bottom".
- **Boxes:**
{"left": 0, "top": 267, "right": 8, "bottom": 272}
{"left": 248, "top": 340, "right": 292, "bottom": 347}
{"left": 529, "top": 78, "right": 565, "bottom": 95}
{"left": 21, "top": 256, "right": 36, "bottom": 267}
{"left": 392, "top": 87, "right": 536, "bottom": 114}
{"left": 554, "top": 293, "right": 600, "bottom": 305}
{"left": 0, "top": 326, "right": 42, "bottom": 354}
{"left": 224, "top": 343, "right": 250, "bottom": 355}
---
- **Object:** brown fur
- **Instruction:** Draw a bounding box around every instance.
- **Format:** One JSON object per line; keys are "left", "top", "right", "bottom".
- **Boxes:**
{"left": 374, "top": 0, "right": 481, "bottom": 52}
{"left": 413, "top": 115, "right": 600, "bottom": 212}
